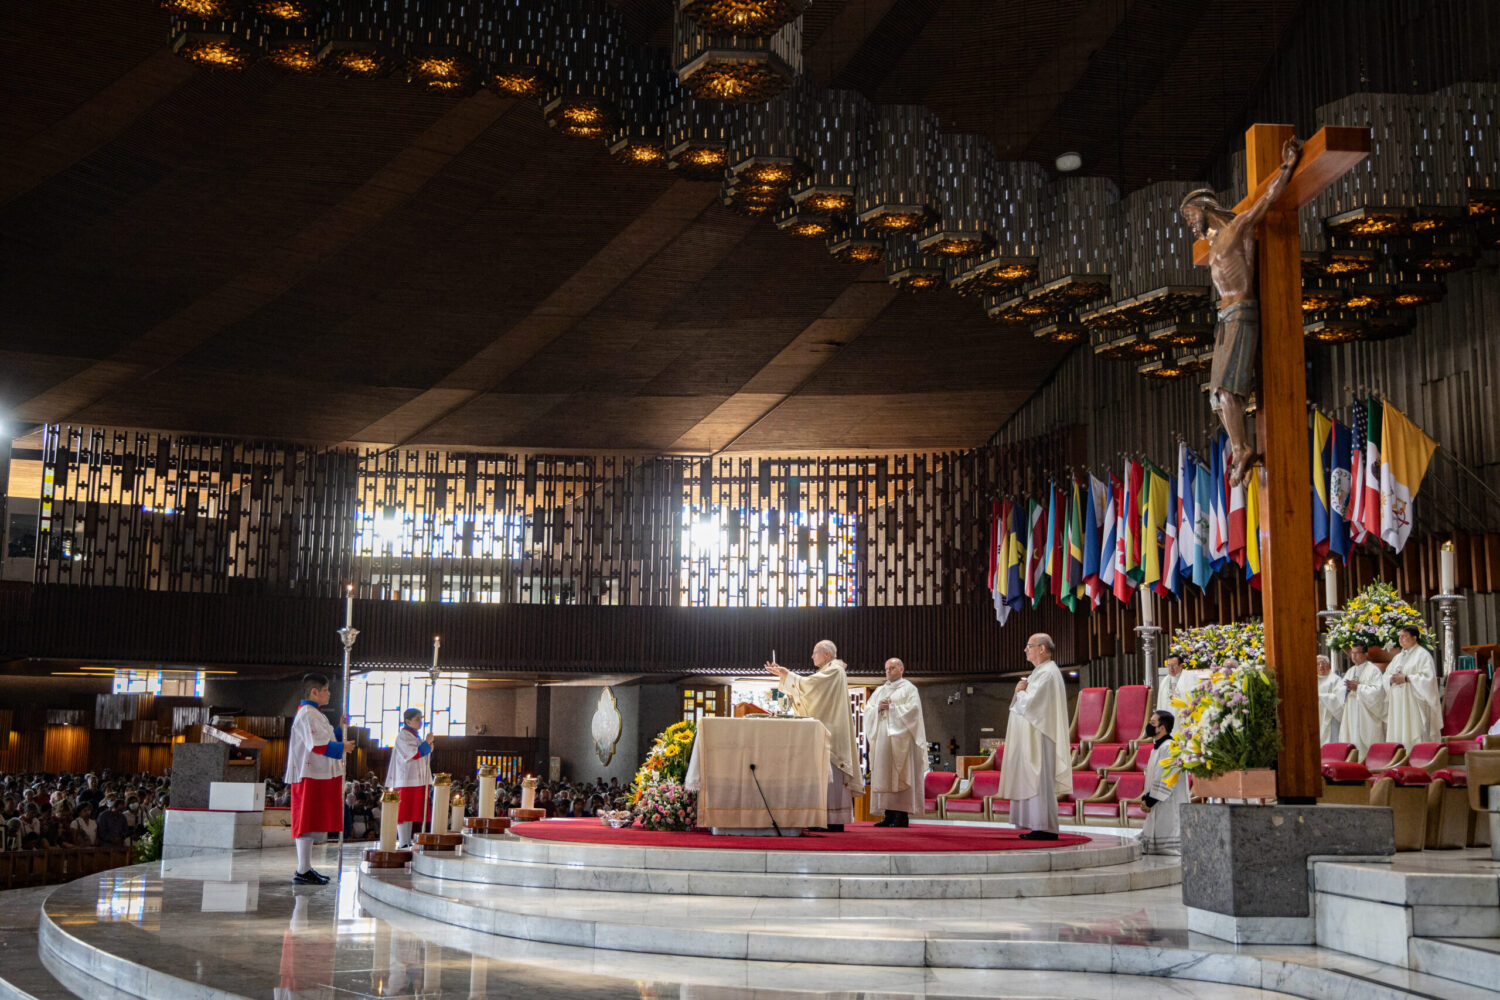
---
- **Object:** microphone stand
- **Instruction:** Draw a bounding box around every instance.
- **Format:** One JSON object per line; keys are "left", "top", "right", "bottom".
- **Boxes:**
{"left": 747, "top": 763, "right": 784, "bottom": 837}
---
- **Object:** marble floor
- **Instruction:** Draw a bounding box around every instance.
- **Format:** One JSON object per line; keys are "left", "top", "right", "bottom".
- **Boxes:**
{"left": 4, "top": 841, "right": 1498, "bottom": 1000}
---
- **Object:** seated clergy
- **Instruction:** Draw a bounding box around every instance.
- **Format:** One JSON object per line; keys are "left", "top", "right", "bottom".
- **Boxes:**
{"left": 1316, "top": 655, "right": 1344, "bottom": 744}
{"left": 1383, "top": 626, "right": 1441, "bottom": 746}
{"left": 1342, "top": 643, "right": 1387, "bottom": 758}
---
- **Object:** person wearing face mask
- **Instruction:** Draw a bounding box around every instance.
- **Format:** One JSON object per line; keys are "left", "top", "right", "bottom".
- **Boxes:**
{"left": 1138, "top": 711, "right": 1187, "bottom": 855}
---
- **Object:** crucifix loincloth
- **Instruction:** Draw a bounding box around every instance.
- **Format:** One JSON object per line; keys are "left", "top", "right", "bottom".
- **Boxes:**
{"left": 1209, "top": 299, "right": 1259, "bottom": 409}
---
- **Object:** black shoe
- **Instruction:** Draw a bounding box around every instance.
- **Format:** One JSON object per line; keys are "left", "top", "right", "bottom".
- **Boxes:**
{"left": 892, "top": 812, "right": 909, "bottom": 828}
{"left": 1018, "top": 830, "right": 1059, "bottom": 841}
{"left": 292, "top": 870, "right": 324, "bottom": 885}
{"left": 304, "top": 867, "right": 331, "bottom": 884}
{"left": 804, "top": 827, "right": 829, "bottom": 833}
{"left": 826, "top": 823, "right": 844, "bottom": 832}
{"left": 873, "top": 816, "right": 893, "bottom": 827}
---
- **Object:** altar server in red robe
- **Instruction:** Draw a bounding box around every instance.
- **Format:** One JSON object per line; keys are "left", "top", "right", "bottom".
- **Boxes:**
{"left": 385, "top": 708, "right": 434, "bottom": 848}
{"left": 285, "top": 673, "right": 344, "bottom": 885}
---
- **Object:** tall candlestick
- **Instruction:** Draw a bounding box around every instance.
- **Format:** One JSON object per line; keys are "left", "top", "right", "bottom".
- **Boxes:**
{"left": 520, "top": 775, "right": 537, "bottom": 812}
{"left": 1139, "top": 585, "right": 1153, "bottom": 627}
{"left": 379, "top": 789, "right": 400, "bottom": 851}
{"left": 477, "top": 765, "right": 497, "bottom": 819}
{"left": 432, "top": 635, "right": 441, "bottom": 670}
{"left": 1440, "top": 541, "right": 1456, "bottom": 595}
{"left": 1324, "top": 560, "right": 1338, "bottom": 610}
{"left": 430, "top": 775, "right": 451, "bottom": 835}
{"left": 345, "top": 583, "right": 353, "bottom": 630}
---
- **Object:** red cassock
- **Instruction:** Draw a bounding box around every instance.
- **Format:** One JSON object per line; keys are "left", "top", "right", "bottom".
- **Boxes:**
{"left": 290, "top": 777, "right": 343, "bottom": 839}
{"left": 396, "top": 785, "right": 428, "bottom": 824}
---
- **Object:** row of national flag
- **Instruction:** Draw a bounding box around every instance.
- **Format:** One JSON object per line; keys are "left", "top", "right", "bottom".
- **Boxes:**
{"left": 988, "top": 398, "right": 1437, "bottom": 626}
{"left": 1311, "top": 397, "right": 1438, "bottom": 561}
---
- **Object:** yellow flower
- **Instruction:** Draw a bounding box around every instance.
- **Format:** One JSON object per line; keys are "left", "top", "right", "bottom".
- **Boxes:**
{"left": 663, "top": 744, "right": 680, "bottom": 758}
{"left": 674, "top": 732, "right": 693, "bottom": 744}
{"left": 1170, "top": 697, "right": 1188, "bottom": 710}
{"left": 1163, "top": 772, "right": 1182, "bottom": 788}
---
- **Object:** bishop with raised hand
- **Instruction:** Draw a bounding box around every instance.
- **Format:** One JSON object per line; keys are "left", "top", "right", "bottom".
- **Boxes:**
{"left": 862, "top": 657, "right": 928, "bottom": 829}
{"left": 765, "top": 640, "right": 864, "bottom": 832}
{"left": 998, "top": 634, "right": 1072, "bottom": 841}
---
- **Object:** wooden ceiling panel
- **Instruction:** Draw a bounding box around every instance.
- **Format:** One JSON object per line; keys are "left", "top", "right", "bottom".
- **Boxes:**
{"left": 729, "top": 389, "right": 1038, "bottom": 452}
{"left": 0, "top": 353, "right": 93, "bottom": 411}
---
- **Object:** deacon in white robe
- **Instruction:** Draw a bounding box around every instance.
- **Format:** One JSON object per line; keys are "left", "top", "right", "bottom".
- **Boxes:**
{"left": 998, "top": 634, "right": 1072, "bottom": 840}
{"left": 1384, "top": 627, "right": 1441, "bottom": 746}
{"left": 1139, "top": 710, "right": 1187, "bottom": 855}
{"left": 1341, "top": 644, "right": 1388, "bottom": 758}
{"left": 767, "top": 640, "right": 865, "bottom": 830}
{"left": 1316, "top": 655, "right": 1344, "bottom": 745}
{"left": 1156, "top": 655, "right": 1206, "bottom": 713}
{"left": 862, "top": 658, "right": 928, "bottom": 827}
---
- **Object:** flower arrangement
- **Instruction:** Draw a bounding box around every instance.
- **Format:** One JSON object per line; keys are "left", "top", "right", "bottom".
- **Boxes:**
{"left": 1167, "top": 620, "right": 1264, "bottom": 671}
{"left": 1160, "top": 663, "right": 1281, "bottom": 786}
{"left": 1326, "top": 579, "right": 1432, "bottom": 651}
{"left": 635, "top": 781, "right": 697, "bottom": 832}
{"left": 630, "top": 721, "right": 698, "bottom": 829}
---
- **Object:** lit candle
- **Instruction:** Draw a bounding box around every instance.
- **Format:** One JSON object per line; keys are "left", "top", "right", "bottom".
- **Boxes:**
{"left": 1324, "top": 560, "right": 1338, "bottom": 609}
{"left": 430, "top": 775, "right": 451, "bottom": 835}
{"left": 449, "top": 793, "right": 464, "bottom": 832}
{"left": 379, "top": 789, "right": 400, "bottom": 851}
{"left": 1441, "top": 541, "right": 1456, "bottom": 595}
{"left": 520, "top": 775, "right": 537, "bottom": 812}
{"left": 432, "top": 635, "right": 441, "bottom": 670}
{"left": 1139, "top": 585, "right": 1153, "bottom": 627}
{"left": 345, "top": 583, "right": 353, "bottom": 630}
{"left": 477, "top": 765, "right": 497, "bottom": 819}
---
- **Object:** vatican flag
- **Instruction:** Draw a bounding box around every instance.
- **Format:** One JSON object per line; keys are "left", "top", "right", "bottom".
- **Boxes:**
{"left": 1379, "top": 401, "right": 1438, "bottom": 553}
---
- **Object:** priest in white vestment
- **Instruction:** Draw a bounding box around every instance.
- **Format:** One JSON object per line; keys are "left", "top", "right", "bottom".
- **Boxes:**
{"left": 1384, "top": 626, "right": 1441, "bottom": 746}
{"left": 1342, "top": 643, "right": 1388, "bottom": 758}
{"left": 767, "top": 640, "right": 864, "bottom": 831}
{"left": 1139, "top": 710, "right": 1187, "bottom": 855}
{"left": 1156, "top": 655, "right": 1205, "bottom": 713}
{"left": 863, "top": 657, "right": 928, "bottom": 827}
{"left": 1316, "top": 655, "right": 1344, "bottom": 745}
{"left": 998, "top": 634, "right": 1072, "bottom": 840}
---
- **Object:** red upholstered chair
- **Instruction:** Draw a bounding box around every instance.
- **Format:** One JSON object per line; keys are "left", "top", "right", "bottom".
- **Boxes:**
{"left": 1321, "top": 742, "right": 1358, "bottom": 763}
{"left": 1114, "top": 772, "right": 1149, "bottom": 825}
{"left": 1113, "top": 685, "right": 1152, "bottom": 745}
{"left": 1061, "top": 770, "right": 1111, "bottom": 821}
{"left": 921, "top": 771, "right": 958, "bottom": 818}
{"left": 1085, "top": 743, "right": 1132, "bottom": 774}
{"left": 1369, "top": 769, "right": 1432, "bottom": 850}
{"left": 1320, "top": 760, "right": 1375, "bottom": 805}
{"left": 1069, "top": 687, "right": 1116, "bottom": 751}
{"left": 1442, "top": 669, "right": 1489, "bottom": 741}
{"left": 1406, "top": 742, "right": 1450, "bottom": 773}
{"left": 1362, "top": 742, "right": 1407, "bottom": 771}
{"left": 1076, "top": 773, "right": 1126, "bottom": 823}
{"left": 938, "top": 770, "right": 1003, "bottom": 820}
{"left": 1429, "top": 768, "right": 1482, "bottom": 849}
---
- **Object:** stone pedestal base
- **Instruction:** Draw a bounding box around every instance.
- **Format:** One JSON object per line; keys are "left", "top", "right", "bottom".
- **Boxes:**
{"left": 362, "top": 849, "right": 413, "bottom": 869}
{"left": 1181, "top": 803, "right": 1394, "bottom": 941}
{"left": 162, "top": 809, "right": 265, "bottom": 859}
{"left": 415, "top": 833, "right": 463, "bottom": 852}
{"left": 466, "top": 817, "right": 511, "bottom": 833}
{"left": 509, "top": 808, "right": 546, "bottom": 822}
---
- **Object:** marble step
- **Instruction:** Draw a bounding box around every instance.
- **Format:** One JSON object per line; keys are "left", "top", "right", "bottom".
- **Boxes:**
{"left": 0, "top": 927, "right": 74, "bottom": 1000}
{"left": 356, "top": 869, "right": 1484, "bottom": 1000}
{"left": 463, "top": 829, "right": 1143, "bottom": 874}
{"left": 1410, "top": 938, "right": 1500, "bottom": 990}
{"left": 418, "top": 847, "right": 1181, "bottom": 898}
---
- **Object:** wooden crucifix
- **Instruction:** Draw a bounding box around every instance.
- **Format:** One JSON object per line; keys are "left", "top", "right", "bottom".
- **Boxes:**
{"left": 1189, "top": 124, "right": 1370, "bottom": 801}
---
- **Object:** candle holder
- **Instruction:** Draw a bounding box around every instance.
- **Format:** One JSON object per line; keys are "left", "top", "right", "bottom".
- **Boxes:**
{"left": 1134, "top": 624, "right": 1163, "bottom": 688}
{"left": 364, "top": 789, "right": 412, "bottom": 868}
{"left": 1428, "top": 592, "right": 1465, "bottom": 679}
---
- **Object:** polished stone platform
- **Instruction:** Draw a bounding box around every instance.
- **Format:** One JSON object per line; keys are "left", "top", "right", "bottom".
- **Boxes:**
{"left": 4, "top": 841, "right": 1499, "bottom": 1000}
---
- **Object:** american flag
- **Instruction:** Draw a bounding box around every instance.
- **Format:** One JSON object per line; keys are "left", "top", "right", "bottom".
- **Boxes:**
{"left": 1349, "top": 401, "right": 1368, "bottom": 542}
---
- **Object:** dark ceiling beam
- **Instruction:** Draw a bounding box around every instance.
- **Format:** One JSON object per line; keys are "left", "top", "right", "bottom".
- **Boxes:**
{"left": 344, "top": 181, "right": 731, "bottom": 448}
{"left": 801, "top": 0, "right": 907, "bottom": 89}
{"left": 0, "top": 47, "right": 197, "bottom": 204}
{"left": 15, "top": 92, "right": 515, "bottom": 427}
{"left": 665, "top": 266, "right": 896, "bottom": 455}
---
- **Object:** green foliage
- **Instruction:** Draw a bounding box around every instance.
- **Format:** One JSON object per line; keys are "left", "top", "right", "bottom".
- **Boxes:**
{"left": 133, "top": 812, "right": 165, "bottom": 864}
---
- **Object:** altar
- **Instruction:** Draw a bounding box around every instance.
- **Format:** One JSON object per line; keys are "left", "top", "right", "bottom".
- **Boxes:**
{"left": 684, "top": 716, "right": 830, "bottom": 834}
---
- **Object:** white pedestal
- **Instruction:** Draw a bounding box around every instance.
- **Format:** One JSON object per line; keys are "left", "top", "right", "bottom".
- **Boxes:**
{"left": 162, "top": 809, "right": 264, "bottom": 859}
{"left": 208, "top": 782, "right": 265, "bottom": 812}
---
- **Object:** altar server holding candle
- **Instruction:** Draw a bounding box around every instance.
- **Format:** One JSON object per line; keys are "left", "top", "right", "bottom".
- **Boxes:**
{"left": 285, "top": 673, "right": 344, "bottom": 885}
{"left": 386, "top": 708, "right": 434, "bottom": 849}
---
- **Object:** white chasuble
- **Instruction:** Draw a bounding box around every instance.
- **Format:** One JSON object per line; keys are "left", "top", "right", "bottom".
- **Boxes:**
{"left": 998, "top": 660, "right": 1071, "bottom": 829}
{"left": 1384, "top": 645, "right": 1441, "bottom": 746}
{"left": 1156, "top": 669, "right": 1206, "bottom": 713}
{"left": 1342, "top": 661, "right": 1388, "bottom": 758}
{"left": 1139, "top": 738, "right": 1187, "bottom": 855}
{"left": 284, "top": 704, "right": 340, "bottom": 784}
{"left": 779, "top": 660, "right": 865, "bottom": 797}
{"left": 1317, "top": 670, "right": 1345, "bottom": 745}
{"left": 862, "top": 678, "right": 928, "bottom": 814}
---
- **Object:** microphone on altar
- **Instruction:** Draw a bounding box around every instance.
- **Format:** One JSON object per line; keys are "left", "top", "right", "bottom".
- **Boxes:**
{"left": 747, "top": 763, "right": 784, "bottom": 837}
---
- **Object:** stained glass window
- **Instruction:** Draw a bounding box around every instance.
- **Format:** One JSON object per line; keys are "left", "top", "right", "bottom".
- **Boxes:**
{"left": 347, "top": 671, "right": 468, "bottom": 746}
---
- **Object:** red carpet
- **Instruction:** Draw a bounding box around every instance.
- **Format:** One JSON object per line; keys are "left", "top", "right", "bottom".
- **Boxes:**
{"left": 511, "top": 819, "right": 1089, "bottom": 852}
